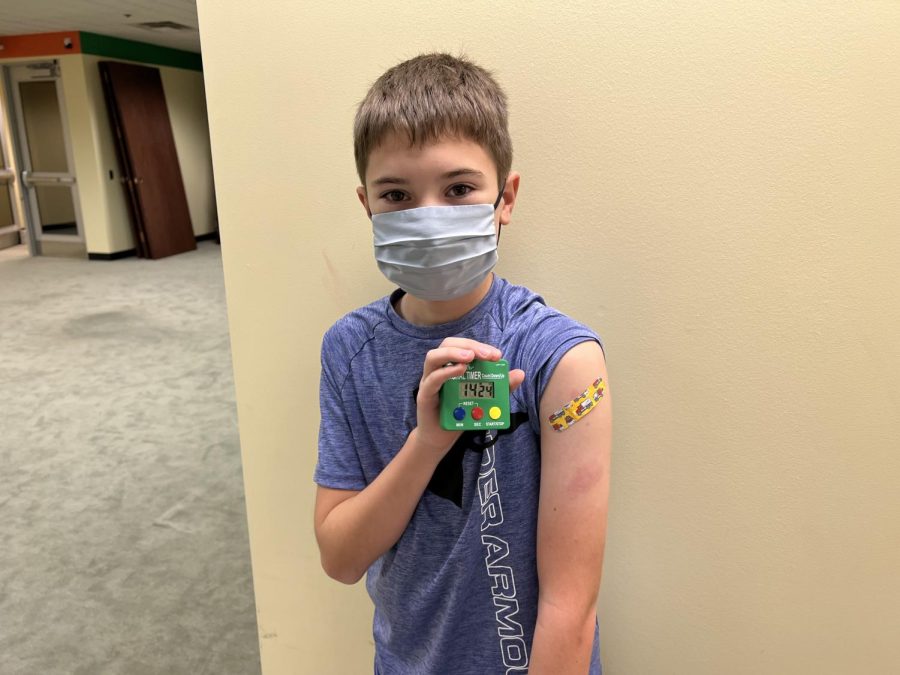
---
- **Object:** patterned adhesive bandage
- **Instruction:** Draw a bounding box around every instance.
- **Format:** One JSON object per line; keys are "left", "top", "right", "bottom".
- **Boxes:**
{"left": 548, "top": 377, "right": 605, "bottom": 432}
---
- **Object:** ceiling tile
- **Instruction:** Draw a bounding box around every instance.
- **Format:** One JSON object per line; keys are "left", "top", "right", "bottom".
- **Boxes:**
{"left": 0, "top": 0, "right": 200, "bottom": 52}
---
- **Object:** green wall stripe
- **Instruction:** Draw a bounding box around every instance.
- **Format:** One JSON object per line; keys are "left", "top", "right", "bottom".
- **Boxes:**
{"left": 79, "top": 32, "right": 202, "bottom": 71}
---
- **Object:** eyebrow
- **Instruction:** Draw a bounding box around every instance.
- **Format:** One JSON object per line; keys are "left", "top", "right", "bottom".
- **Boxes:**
{"left": 370, "top": 168, "right": 485, "bottom": 186}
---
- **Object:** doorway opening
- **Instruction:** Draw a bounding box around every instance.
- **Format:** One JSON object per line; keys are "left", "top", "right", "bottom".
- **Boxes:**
{"left": 3, "top": 60, "right": 86, "bottom": 257}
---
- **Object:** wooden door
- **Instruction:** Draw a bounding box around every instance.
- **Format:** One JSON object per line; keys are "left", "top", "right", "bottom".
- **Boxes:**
{"left": 99, "top": 61, "right": 196, "bottom": 259}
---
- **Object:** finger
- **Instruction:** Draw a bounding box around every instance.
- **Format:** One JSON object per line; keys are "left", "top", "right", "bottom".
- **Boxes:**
{"left": 508, "top": 369, "right": 526, "bottom": 394}
{"left": 419, "top": 362, "right": 468, "bottom": 400}
{"left": 438, "top": 338, "right": 502, "bottom": 361}
{"left": 423, "top": 346, "right": 476, "bottom": 375}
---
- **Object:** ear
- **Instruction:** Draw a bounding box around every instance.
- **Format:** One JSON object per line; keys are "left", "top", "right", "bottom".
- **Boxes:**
{"left": 356, "top": 186, "right": 372, "bottom": 218}
{"left": 498, "top": 171, "right": 520, "bottom": 226}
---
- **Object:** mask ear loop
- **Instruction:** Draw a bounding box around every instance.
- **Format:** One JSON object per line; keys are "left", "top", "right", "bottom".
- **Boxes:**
{"left": 493, "top": 188, "right": 504, "bottom": 244}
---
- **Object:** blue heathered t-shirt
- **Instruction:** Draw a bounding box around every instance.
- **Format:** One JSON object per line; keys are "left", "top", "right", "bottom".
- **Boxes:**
{"left": 314, "top": 276, "right": 604, "bottom": 674}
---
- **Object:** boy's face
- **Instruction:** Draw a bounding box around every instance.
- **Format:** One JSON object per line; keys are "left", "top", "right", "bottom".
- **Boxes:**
{"left": 357, "top": 133, "right": 519, "bottom": 230}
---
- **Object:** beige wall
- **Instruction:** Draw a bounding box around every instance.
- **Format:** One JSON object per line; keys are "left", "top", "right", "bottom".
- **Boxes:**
{"left": 159, "top": 65, "right": 217, "bottom": 238}
{"left": 197, "top": 2, "right": 900, "bottom": 673}
{"left": 60, "top": 54, "right": 105, "bottom": 252}
{"left": 0, "top": 52, "right": 215, "bottom": 254}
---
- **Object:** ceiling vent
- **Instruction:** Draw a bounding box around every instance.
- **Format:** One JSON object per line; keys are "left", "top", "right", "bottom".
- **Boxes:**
{"left": 134, "top": 21, "right": 194, "bottom": 32}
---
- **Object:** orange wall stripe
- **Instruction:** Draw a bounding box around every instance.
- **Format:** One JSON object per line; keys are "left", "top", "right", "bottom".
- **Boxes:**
{"left": 0, "top": 32, "right": 82, "bottom": 59}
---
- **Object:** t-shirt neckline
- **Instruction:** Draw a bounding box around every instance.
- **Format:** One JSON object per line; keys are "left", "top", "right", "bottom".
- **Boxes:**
{"left": 385, "top": 275, "right": 503, "bottom": 339}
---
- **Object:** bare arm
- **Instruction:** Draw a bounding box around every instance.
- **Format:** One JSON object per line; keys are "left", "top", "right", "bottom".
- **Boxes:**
{"left": 313, "top": 429, "right": 443, "bottom": 584}
{"left": 314, "top": 338, "right": 525, "bottom": 584}
{"left": 528, "top": 340, "right": 611, "bottom": 674}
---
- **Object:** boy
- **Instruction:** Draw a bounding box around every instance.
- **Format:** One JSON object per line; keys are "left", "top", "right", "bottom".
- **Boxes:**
{"left": 313, "top": 53, "right": 610, "bottom": 674}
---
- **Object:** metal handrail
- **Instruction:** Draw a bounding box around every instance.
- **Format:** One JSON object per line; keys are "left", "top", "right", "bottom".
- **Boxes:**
{"left": 21, "top": 171, "right": 76, "bottom": 187}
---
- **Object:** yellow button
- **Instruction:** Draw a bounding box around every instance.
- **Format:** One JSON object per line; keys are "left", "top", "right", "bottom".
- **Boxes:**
{"left": 489, "top": 406, "right": 502, "bottom": 420}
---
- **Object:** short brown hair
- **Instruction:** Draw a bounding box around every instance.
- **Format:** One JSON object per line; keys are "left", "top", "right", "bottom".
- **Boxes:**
{"left": 353, "top": 53, "right": 512, "bottom": 186}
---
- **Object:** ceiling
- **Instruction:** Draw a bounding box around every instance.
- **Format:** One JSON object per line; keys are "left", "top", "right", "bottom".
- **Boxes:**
{"left": 0, "top": 0, "right": 200, "bottom": 53}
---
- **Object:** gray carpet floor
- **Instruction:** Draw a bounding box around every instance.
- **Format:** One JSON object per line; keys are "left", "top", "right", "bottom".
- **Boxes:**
{"left": 0, "top": 242, "right": 261, "bottom": 674}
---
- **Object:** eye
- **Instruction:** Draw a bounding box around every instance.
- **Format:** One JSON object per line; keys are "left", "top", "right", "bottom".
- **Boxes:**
{"left": 380, "top": 190, "right": 409, "bottom": 203}
{"left": 447, "top": 184, "right": 475, "bottom": 198}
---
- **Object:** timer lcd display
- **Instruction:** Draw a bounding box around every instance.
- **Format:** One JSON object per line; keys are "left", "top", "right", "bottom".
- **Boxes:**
{"left": 459, "top": 381, "right": 495, "bottom": 399}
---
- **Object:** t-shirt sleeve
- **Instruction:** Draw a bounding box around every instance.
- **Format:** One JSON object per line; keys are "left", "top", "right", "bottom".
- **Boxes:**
{"left": 313, "top": 333, "right": 368, "bottom": 491}
{"left": 519, "top": 311, "right": 605, "bottom": 436}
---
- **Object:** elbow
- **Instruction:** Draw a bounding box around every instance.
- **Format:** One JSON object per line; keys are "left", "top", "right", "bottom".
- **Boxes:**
{"left": 314, "top": 507, "right": 367, "bottom": 584}
{"left": 326, "top": 566, "right": 365, "bottom": 586}
{"left": 320, "top": 552, "right": 365, "bottom": 585}
{"left": 537, "top": 593, "right": 598, "bottom": 636}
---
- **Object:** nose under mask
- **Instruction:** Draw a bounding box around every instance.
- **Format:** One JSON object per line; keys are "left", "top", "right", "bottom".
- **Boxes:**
{"left": 371, "top": 199, "right": 501, "bottom": 301}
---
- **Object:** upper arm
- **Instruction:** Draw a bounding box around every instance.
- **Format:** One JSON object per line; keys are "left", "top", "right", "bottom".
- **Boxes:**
{"left": 536, "top": 340, "right": 611, "bottom": 616}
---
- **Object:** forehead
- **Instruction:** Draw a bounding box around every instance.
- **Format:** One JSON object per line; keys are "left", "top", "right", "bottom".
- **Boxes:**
{"left": 365, "top": 132, "right": 497, "bottom": 183}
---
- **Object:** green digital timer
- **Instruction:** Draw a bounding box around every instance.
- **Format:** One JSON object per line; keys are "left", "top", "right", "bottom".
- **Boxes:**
{"left": 440, "top": 359, "right": 510, "bottom": 431}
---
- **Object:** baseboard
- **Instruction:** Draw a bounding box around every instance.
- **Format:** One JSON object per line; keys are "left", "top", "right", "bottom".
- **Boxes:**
{"left": 88, "top": 249, "right": 137, "bottom": 260}
{"left": 42, "top": 222, "right": 78, "bottom": 232}
{"left": 87, "top": 231, "right": 220, "bottom": 260}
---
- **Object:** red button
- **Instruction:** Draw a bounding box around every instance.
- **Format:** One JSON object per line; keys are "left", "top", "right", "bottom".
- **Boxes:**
{"left": 471, "top": 407, "right": 484, "bottom": 420}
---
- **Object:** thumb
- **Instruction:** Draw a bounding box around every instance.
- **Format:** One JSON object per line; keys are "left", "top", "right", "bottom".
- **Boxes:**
{"left": 508, "top": 369, "right": 526, "bottom": 394}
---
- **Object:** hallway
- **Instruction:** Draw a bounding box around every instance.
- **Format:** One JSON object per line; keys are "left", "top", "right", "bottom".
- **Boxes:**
{"left": 0, "top": 242, "right": 260, "bottom": 674}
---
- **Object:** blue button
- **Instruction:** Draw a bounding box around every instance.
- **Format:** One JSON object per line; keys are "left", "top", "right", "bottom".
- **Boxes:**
{"left": 453, "top": 407, "right": 466, "bottom": 421}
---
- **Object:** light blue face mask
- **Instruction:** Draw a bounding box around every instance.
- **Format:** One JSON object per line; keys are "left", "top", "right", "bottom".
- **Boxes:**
{"left": 371, "top": 194, "right": 503, "bottom": 301}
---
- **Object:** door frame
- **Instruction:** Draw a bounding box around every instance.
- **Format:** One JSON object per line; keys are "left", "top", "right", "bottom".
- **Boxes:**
{"left": 4, "top": 60, "right": 86, "bottom": 249}
{"left": 0, "top": 67, "right": 27, "bottom": 252}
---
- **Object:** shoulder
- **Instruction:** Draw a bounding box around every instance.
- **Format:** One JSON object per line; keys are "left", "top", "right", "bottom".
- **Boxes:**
{"left": 493, "top": 278, "right": 605, "bottom": 433}
{"left": 493, "top": 277, "right": 604, "bottom": 365}
{"left": 321, "top": 296, "right": 392, "bottom": 381}
{"left": 542, "top": 341, "right": 607, "bottom": 412}
{"left": 489, "top": 276, "right": 547, "bottom": 330}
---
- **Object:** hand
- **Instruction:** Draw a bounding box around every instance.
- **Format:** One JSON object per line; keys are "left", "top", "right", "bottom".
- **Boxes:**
{"left": 413, "top": 337, "right": 526, "bottom": 457}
